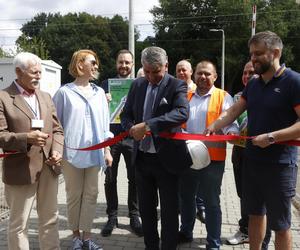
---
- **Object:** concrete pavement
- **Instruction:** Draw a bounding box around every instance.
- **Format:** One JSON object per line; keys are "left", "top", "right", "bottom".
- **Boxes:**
{"left": 0, "top": 147, "right": 299, "bottom": 249}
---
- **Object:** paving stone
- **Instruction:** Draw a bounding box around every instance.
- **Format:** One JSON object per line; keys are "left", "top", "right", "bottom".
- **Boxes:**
{"left": 0, "top": 147, "right": 300, "bottom": 249}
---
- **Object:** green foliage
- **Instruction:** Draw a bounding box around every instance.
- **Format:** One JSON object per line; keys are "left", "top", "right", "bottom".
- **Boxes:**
{"left": 151, "top": 0, "right": 300, "bottom": 94}
{"left": 0, "top": 47, "right": 8, "bottom": 57}
{"left": 16, "top": 35, "right": 49, "bottom": 59}
{"left": 17, "top": 12, "right": 131, "bottom": 83}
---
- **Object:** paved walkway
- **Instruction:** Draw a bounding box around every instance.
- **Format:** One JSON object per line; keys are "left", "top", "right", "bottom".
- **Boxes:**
{"left": 0, "top": 147, "right": 300, "bottom": 249}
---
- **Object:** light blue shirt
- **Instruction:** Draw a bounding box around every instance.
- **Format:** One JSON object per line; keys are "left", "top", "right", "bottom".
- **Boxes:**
{"left": 53, "top": 82, "right": 113, "bottom": 169}
{"left": 186, "top": 86, "right": 239, "bottom": 134}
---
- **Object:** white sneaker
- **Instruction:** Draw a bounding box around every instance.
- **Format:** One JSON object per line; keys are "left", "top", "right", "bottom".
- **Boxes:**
{"left": 83, "top": 239, "right": 103, "bottom": 250}
{"left": 72, "top": 237, "right": 83, "bottom": 250}
{"left": 226, "top": 230, "right": 249, "bottom": 245}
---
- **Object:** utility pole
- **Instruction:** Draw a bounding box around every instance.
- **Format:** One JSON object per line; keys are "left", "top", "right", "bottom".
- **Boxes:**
{"left": 252, "top": 5, "right": 256, "bottom": 37}
{"left": 129, "top": 0, "right": 135, "bottom": 78}
{"left": 209, "top": 29, "right": 225, "bottom": 90}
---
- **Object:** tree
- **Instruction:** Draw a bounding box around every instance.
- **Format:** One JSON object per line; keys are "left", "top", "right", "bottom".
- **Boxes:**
{"left": 16, "top": 35, "right": 49, "bottom": 59}
{"left": 151, "top": 0, "right": 300, "bottom": 94}
{"left": 17, "top": 12, "right": 133, "bottom": 83}
{"left": 0, "top": 47, "right": 8, "bottom": 58}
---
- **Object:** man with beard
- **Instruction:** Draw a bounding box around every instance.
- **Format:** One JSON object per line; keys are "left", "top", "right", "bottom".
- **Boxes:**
{"left": 100, "top": 50, "right": 143, "bottom": 237}
{"left": 175, "top": 59, "right": 206, "bottom": 224}
{"left": 206, "top": 31, "right": 300, "bottom": 250}
{"left": 226, "top": 61, "right": 271, "bottom": 249}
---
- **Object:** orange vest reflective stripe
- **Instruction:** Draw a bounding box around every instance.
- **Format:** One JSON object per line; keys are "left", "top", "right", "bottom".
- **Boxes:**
{"left": 206, "top": 88, "right": 227, "bottom": 161}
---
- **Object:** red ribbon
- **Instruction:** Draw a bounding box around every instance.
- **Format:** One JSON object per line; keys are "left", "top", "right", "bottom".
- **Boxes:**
{"left": 159, "top": 132, "right": 249, "bottom": 141}
{"left": 1, "top": 131, "right": 300, "bottom": 158}
{"left": 159, "top": 132, "right": 300, "bottom": 146}
{"left": 65, "top": 132, "right": 129, "bottom": 151}
{"left": 0, "top": 151, "right": 18, "bottom": 158}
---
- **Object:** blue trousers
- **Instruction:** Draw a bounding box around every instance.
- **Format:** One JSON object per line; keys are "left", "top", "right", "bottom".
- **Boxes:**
{"left": 179, "top": 161, "right": 225, "bottom": 250}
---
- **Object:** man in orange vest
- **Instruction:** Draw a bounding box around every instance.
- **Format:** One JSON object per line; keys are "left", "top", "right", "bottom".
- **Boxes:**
{"left": 178, "top": 60, "right": 238, "bottom": 249}
{"left": 176, "top": 59, "right": 206, "bottom": 224}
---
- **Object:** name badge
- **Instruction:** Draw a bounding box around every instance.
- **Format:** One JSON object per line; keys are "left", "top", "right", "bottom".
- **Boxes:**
{"left": 31, "top": 119, "right": 44, "bottom": 129}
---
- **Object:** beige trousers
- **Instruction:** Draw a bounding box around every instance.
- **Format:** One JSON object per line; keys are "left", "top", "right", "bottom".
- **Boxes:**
{"left": 62, "top": 160, "right": 100, "bottom": 232}
{"left": 5, "top": 164, "right": 60, "bottom": 250}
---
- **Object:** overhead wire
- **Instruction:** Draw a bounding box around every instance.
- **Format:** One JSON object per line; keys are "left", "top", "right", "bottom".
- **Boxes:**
{"left": 1, "top": 7, "right": 300, "bottom": 47}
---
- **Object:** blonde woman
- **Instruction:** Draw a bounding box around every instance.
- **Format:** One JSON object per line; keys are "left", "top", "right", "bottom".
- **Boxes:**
{"left": 53, "top": 49, "right": 113, "bottom": 250}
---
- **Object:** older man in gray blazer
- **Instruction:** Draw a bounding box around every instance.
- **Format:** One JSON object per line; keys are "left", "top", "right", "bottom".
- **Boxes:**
{"left": 0, "top": 52, "right": 64, "bottom": 250}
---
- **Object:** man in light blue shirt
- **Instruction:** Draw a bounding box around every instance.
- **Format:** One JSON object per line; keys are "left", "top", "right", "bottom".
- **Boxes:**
{"left": 178, "top": 60, "right": 238, "bottom": 250}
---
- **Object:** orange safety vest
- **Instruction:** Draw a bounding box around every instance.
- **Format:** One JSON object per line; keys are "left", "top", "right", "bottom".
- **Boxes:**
{"left": 186, "top": 87, "right": 227, "bottom": 161}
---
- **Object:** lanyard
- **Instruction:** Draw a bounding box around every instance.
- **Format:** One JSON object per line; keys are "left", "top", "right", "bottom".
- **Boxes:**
{"left": 24, "top": 95, "right": 39, "bottom": 119}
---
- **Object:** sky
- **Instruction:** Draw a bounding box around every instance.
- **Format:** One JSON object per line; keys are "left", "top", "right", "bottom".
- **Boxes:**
{"left": 0, "top": 0, "right": 160, "bottom": 52}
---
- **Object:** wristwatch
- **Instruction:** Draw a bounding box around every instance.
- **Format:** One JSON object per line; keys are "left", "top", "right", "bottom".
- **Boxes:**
{"left": 145, "top": 123, "right": 151, "bottom": 132}
{"left": 267, "top": 133, "right": 275, "bottom": 144}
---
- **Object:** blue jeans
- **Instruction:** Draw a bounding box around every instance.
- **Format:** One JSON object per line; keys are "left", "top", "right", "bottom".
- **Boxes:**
{"left": 179, "top": 168, "right": 199, "bottom": 239}
{"left": 179, "top": 161, "right": 225, "bottom": 250}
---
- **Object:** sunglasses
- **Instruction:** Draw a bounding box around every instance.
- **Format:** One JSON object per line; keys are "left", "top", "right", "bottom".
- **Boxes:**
{"left": 89, "top": 60, "right": 98, "bottom": 66}
{"left": 84, "top": 58, "right": 97, "bottom": 66}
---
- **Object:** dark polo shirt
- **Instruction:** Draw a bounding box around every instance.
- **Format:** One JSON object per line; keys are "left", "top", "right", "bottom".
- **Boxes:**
{"left": 242, "top": 66, "right": 300, "bottom": 164}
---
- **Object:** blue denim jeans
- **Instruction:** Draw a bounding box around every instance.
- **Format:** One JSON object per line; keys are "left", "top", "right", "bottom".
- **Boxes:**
{"left": 178, "top": 168, "right": 199, "bottom": 239}
{"left": 179, "top": 161, "right": 225, "bottom": 250}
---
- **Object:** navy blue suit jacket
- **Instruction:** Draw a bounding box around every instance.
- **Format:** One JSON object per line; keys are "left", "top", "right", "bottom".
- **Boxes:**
{"left": 121, "top": 73, "right": 192, "bottom": 174}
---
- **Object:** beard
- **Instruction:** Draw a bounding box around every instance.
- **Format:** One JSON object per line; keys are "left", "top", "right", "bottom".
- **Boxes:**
{"left": 118, "top": 67, "right": 132, "bottom": 78}
{"left": 196, "top": 81, "right": 213, "bottom": 95}
{"left": 254, "top": 61, "right": 272, "bottom": 75}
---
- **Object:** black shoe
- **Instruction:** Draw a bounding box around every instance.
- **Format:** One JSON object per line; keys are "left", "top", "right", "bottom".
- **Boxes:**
{"left": 196, "top": 209, "right": 206, "bottom": 224}
{"left": 130, "top": 216, "right": 144, "bottom": 237}
{"left": 101, "top": 217, "right": 118, "bottom": 237}
{"left": 177, "top": 231, "right": 193, "bottom": 244}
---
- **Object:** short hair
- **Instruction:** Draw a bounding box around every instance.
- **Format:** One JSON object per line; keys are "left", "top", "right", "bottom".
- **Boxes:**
{"left": 13, "top": 52, "right": 42, "bottom": 71}
{"left": 136, "top": 67, "right": 145, "bottom": 78}
{"left": 176, "top": 59, "right": 192, "bottom": 71}
{"left": 248, "top": 31, "right": 283, "bottom": 51}
{"left": 116, "top": 49, "right": 134, "bottom": 61}
{"left": 141, "top": 47, "right": 168, "bottom": 67}
{"left": 196, "top": 60, "right": 217, "bottom": 73}
{"left": 68, "top": 49, "right": 99, "bottom": 78}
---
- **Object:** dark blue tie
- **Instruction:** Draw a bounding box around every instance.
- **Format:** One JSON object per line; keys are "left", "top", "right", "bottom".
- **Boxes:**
{"left": 141, "top": 84, "right": 157, "bottom": 152}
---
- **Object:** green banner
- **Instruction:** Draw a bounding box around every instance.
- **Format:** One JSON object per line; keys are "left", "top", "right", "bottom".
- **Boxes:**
{"left": 109, "top": 78, "right": 133, "bottom": 124}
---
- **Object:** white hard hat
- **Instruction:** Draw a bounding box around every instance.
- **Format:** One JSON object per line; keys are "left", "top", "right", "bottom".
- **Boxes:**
{"left": 186, "top": 140, "right": 211, "bottom": 170}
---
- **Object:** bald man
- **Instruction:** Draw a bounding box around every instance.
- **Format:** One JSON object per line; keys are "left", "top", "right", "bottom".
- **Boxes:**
{"left": 176, "top": 59, "right": 206, "bottom": 224}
